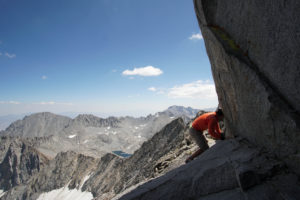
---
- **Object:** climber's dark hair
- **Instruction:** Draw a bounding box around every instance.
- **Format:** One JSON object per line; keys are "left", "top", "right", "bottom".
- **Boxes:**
{"left": 215, "top": 108, "right": 224, "bottom": 116}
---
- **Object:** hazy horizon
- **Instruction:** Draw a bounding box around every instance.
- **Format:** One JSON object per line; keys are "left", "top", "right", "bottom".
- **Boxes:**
{"left": 0, "top": 104, "right": 216, "bottom": 118}
{"left": 0, "top": 105, "right": 216, "bottom": 131}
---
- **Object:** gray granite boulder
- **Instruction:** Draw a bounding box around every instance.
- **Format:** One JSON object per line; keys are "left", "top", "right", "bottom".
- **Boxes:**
{"left": 193, "top": 0, "right": 300, "bottom": 175}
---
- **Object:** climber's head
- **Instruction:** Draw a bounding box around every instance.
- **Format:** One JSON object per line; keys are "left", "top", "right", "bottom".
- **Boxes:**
{"left": 215, "top": 108, "right": 224, "bottom": 121}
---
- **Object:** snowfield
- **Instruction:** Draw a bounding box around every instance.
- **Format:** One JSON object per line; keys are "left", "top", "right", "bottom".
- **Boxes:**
{"left": 37, "top": 186, "right": 93, "bottom": 200}
{"left": 0, "top": 190, "right": 6, "bottom": 198}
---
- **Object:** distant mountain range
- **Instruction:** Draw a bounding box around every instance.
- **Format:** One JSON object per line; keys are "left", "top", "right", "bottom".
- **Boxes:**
{"left": 0, "top": 106, "right": 201, "bottom": 158}
{"left": 0, "top": 106, "right": 204, "bottom": 131}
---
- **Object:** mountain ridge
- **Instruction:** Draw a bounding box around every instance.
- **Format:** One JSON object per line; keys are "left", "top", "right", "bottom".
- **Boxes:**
{"left": 0, "top": 106, "right": 201, "bottom": 158}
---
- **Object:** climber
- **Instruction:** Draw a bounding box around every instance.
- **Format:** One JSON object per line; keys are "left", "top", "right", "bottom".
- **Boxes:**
{"left": 185, "top": 108, "right": 225, "bottom": 163}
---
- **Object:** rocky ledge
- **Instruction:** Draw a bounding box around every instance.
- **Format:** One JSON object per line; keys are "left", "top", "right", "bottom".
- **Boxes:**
{"left": 117, "top": 138, "right": 300, "bottom": 200}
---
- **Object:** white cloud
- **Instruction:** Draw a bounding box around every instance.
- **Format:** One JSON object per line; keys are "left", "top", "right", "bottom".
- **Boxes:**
{"left": 5, "top": 52, "right": 16, "bottom": 59}
{"left": 39, "top": 101, "right": 55, "bottom": 105}
{"left": 36, "top": 101, "right": 74, "bottom": 106}
{"left": 122, "top": 66, "right": 163, "bottom": 77}
{"left": 148, "top": 87, "right": 157, "bottom": 92}
{"left": 42, "top": 75, "right": 47, "bottom": 80}
{"left": 189, "top": 33, "right": 203, "bottom": 40}
{"left": 168, "top": 80, "right": 217, "bottom": 99}
{"left": 148, "top": 87, "right": 166, "bottom": 95}
{"left": 0, "top": 101, "right": 21, "bottom": 105}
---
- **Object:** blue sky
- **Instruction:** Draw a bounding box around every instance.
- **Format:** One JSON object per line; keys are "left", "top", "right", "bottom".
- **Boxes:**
{"left": 0, "top": 0, "right": 217, "bottom": 117}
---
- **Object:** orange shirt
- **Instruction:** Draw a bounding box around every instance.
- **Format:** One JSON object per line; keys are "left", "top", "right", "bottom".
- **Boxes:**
{"left": 192, "top": 112, "right": 221, "bottom": 139}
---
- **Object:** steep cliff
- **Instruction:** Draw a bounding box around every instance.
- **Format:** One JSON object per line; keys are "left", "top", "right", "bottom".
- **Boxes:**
{"left": 194, "top": 0, "right": 300, "bottom": 174}
{"left": 0, "top": 137, "right": 49, "bottom": 191}
{"left": 2, "top": 151, "right": 98, "bottom": 200}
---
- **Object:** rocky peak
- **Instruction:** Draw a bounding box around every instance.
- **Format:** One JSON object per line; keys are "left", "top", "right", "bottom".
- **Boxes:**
{"left": 160, "top": 106, "right": 201, "bottom": 123}
{"left": 1, "top": 112, "right": 71, "bottom": 137}
{"left": 24, "top": 112, "right": 58, "bottom": 119}
{"left": 166, "top": 105, "right": 199, "bottom": 117}
{"left": 73, "top": 114, "right": 120, "bottom": 128}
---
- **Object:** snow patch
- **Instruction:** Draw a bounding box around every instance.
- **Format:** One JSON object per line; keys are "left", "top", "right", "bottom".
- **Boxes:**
{"left": 83, "top": 140, "right": 88, "bottom": 144}
{"left": 134, "top": 126, "right": 139, "bottom": 130}
{"left": 126, "top": 144, "right": 135, "bottom": 150}
{"left": 68, "top": 135, "right": 76, "bottom": 139}
{"left": 170, "top": 117, "right": 175, "bottom": 119}
{"left": 139, "top": 124, "right": 146, "bottom": 129}
{"left": 37, "top": 186, "right": 93, "bottom": 200}
{"left": 80, "top": 174, "right": 91, "bottom": 189}
{"left": 0, "top": 190, "right": 6, "bottom": 198}
{"left": 107, "top": 126, "right": 111, "bottom": 130}
{"left": 137, "top": 135, "right": 141, "bottom": 138}
{"left": 112, "top": 131, "right": 117, "bottom": 135}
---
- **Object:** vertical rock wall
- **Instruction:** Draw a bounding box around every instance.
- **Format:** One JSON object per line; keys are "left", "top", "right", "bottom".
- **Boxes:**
{"left": 194, "top": 0, "right": 300, "bottom": 174}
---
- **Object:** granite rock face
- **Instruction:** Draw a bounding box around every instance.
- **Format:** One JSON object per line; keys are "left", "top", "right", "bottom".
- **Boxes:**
{"left": 117, "top": 139, "right": 300, "bottom": 200}
{"left": 193, "top": 0, "right": 300, "bottom": 174}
